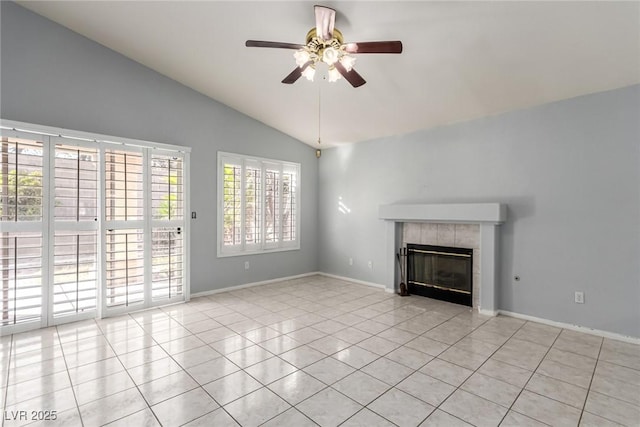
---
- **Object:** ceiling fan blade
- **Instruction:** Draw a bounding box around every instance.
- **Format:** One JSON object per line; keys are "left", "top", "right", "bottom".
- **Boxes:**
{"left": 314, "top": 5, "right": 336, "bottom": 41}
{"left": 282, "top": 61, "right": 313, "bottom": 84}
{"left": 343, "top": 41, "right": 403, "bottom": 54}
{"left": 334, "top": 62, "right": 366, "bottom": 88}
{"left": 245, "top": 40, "right": 304, "bottom": 50}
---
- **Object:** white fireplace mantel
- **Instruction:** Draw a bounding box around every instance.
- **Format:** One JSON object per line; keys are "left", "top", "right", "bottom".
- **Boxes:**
{"left": 379, "top": 203, "right": 506, "bottom": 315}
{"left": 379, "top": 203, "right": 506, "bottom": 224}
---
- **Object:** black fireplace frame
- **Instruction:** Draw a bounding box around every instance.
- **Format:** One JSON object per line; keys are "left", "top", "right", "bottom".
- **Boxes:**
{"left": 406, "top": 243, "right": 473, "bottom": 307}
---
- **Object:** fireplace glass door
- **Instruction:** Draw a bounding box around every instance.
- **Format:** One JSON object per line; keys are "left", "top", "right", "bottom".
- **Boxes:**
{"left": 406, "top": 244, "right": 473, "bottom": 306}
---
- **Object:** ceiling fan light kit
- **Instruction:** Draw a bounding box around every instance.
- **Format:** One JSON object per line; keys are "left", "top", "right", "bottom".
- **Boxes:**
{"left": 245, "top": 5, "right": 403, "bottom": 87}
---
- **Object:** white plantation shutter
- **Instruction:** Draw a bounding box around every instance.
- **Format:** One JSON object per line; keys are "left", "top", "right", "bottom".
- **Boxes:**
{"left": 151, "top": 153, "right": 185, "bottom": 302}
{"left": 282, "top": 163, "right": 297, "bottom": 243}
{"left": 105, "top": 149, "right": 144, "bottom": 221}
{"left": 52, "top": 230, "right": 98, "bottom": 317}
{"left": 222, "top": 157, "right": 242, "bottom": 249}
{"left": 1, "top": 135, "right": 46, "bottom": 329}
{"left": 0, "top": 137, "right": 44, "bottom": 222}
{"left": 1, "top": 232, "right": 43, "bottom": 327}
{"left": 51, "top": 142, "right": 99, "bottom": 320}
{"left": 105, "top": 229, "right": 145, "bottom": 308}
{"left": 218, "top": 152, "right": 299, "bottom": 256}
{"left": 244, "top": 160, "right": 262, "bottom": 248}
{"left": 263, "top": 163, "right": 280, "bottom": 247}
{"left": 104, "top": 148, "right": 146, "bottom": 310}
{"left": 151, "top": 154, "right": 184, "bottom": 221}
{"left": 54, "top": 144, "right": 98, "bottom": 222}
{"left": 1, "top": 121, "right": 190, "bottom": 334}
{"left": 151, "top": 227, "right": 183, "bottom": 300}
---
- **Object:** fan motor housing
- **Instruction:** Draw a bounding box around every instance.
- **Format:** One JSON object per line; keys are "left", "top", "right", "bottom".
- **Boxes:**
{"left": 306, "top": 28, "right": 344, "bottom": 45}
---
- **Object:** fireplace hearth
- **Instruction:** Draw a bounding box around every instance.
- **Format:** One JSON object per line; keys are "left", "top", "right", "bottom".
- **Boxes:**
{"left": 407, "top": 243, "right": 473, "bottom": 306}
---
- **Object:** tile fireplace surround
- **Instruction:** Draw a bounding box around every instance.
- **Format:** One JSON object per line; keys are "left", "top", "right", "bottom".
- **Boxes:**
{"left": 403, "top": 223, "right": 480, "bottom": 308}
{"left": 379, "top": 203, "right": 507, "bottom": 315}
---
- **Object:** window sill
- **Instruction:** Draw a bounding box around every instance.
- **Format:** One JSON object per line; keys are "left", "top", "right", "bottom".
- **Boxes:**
{"left": 217, "top": 245, "right": 300, "bottom": 258}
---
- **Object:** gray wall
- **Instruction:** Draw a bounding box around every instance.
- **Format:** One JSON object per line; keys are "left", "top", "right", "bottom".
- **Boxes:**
{"left": 0, "top": 2, "right": 319, "bottom": 294}
{"left": 319, "top": 85, "right": 640, "bottom": 338}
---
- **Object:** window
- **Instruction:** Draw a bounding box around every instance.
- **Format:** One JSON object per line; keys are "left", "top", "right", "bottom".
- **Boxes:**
{"left": 218, "top": 152, "right": 300, "bottom": 256}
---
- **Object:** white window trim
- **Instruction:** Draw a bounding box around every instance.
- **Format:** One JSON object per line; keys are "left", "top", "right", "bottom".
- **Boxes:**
{"left": 217, "top": 151, "right": 301, "bottom": 258}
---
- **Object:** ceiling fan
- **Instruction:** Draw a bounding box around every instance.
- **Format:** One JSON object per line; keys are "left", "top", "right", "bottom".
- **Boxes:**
{"left": 245, "top": 5, "right": 403, "bottom": 88}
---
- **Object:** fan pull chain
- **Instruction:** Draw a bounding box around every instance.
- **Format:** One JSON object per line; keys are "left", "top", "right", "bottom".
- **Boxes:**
{"left": 316, "top": 85, "right": 322, "bottom": 158}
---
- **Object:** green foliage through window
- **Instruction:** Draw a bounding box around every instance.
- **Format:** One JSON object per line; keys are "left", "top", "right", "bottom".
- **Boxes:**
{"left": 0, "top": 169, "right": 43, "bottom": 221}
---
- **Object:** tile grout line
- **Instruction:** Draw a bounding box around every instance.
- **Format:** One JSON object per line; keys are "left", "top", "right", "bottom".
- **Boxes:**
{"left": 1, "top": 335, "right": 14, "bottom": 427}
{"left": 175, "top": 290, "right": 510, "bottom": 424}
{"left": 97, "top": 313, "right": 165, "bottom": 427}
{"left": 190, "top": 283, "right": 408, "bottom": 426}
{"left": 511, "top": 333, "right": 625, "bottom": 424}
{"left": 166, "top": 303, "right": 299, "bottom": 426}
{"left": 55, "top": 323, "right": 85, "bottom": 427}
{"left": 500, "top": 328, "right": 603, "bottom": 425}
{"left": 499, "top": 327, "right": 565, "bottom": 426}
{"left": 108, "top": 308, "right": 238, "bottom": 425}
{"left": 423, "top": 315, "right": 529, "bottom": 426}
{"left": 357, "top": 310, "right": 479, "bottom": 426}
{"left": 0, "top": 316, "right": 549, "bottom": 427}
{"left": 362, "top": 304, "right": 506, "bottom": 425}
{"left": 200, "top": 288, "right": 329, "bottom": 426}
{"left": 132, "top": 311, "right": 243, "bottom": 427}
{"left": 318, "top": 298, "right": 478, "bottom": 425}
{"left": 6, "top": 277, "right": 639, "bottom": 427}
{"left": 577, "top": 337, "right": 611, "bottom": 427}
{"left": 114, "top": 286, "right": 638, "bottom": 425}
{"left": 261, "top": 302, "right": 484, "bottom": 426}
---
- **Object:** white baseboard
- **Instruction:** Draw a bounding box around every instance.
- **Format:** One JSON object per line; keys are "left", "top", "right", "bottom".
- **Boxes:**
{"left": 499, "top": 310, "right": 640, "bottom": 344}
{"left": 191, "top": 272, "right": 321, "bottom": 298}
{"left": 317, "top": 272, "right": 387, "bottom": 290}
{"left": 478, "top": 308, "right": 498, "bottom": 317}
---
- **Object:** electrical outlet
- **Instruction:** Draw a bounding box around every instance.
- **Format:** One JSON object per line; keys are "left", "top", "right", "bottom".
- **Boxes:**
{"left": 191, "top": 211, "right": 197, "bottom": 219}
{"left": 368, "top": 260, "right": 373, "bottom": 269}
{"left": 244, "top": 261, "right": 250, "bottom": 270}
{"left": 574, "top": 291, "right": 584, "bottom": 304}
{"left": 349, "top": 258, "right": 353, "bottom": 266}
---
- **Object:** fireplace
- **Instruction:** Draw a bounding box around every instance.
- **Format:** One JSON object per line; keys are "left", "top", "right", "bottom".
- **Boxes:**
{"left": 379, "top": 203, "right": 506, "bottom": 314}
{"left": 407, "top": 243, "right": 473, "bottom": 306}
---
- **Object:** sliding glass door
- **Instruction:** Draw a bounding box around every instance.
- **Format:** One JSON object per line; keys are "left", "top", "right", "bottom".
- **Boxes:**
{"left": 102, "top": 149, "right": 186, "bottom": 316}
{"left": 0, "top": 124, "right": 189, "bottom": 334}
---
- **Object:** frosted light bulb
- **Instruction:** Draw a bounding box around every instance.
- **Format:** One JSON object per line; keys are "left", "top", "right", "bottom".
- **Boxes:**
{"left": 322, "top": 47, "right": 339, "bottom": 65}
{"left": 327, "top": 67, "right": 342, "bottom": 82}
{"left": 302, "top": 66, "right": 316, "bottom": 81}
{"left": 294, "top": 50, "right": 310, "bottom": 68}
{"left": 340, "top": 55, "right": 356, "bottom": 72}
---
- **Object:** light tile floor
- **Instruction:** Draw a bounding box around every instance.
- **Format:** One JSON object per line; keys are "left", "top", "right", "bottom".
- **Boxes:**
{"left": 1, "top": 275, "right": 639, "bottom": 426}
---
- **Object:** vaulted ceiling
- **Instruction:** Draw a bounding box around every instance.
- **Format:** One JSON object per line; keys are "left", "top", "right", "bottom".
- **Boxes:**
{"left": 18, "top": 1, "right": 640, "bottom": 147}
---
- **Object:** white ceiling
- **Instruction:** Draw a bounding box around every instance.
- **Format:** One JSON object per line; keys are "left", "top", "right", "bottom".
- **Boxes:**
{"left": 18, "top": 1, "right": 640, "bottom": 148}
